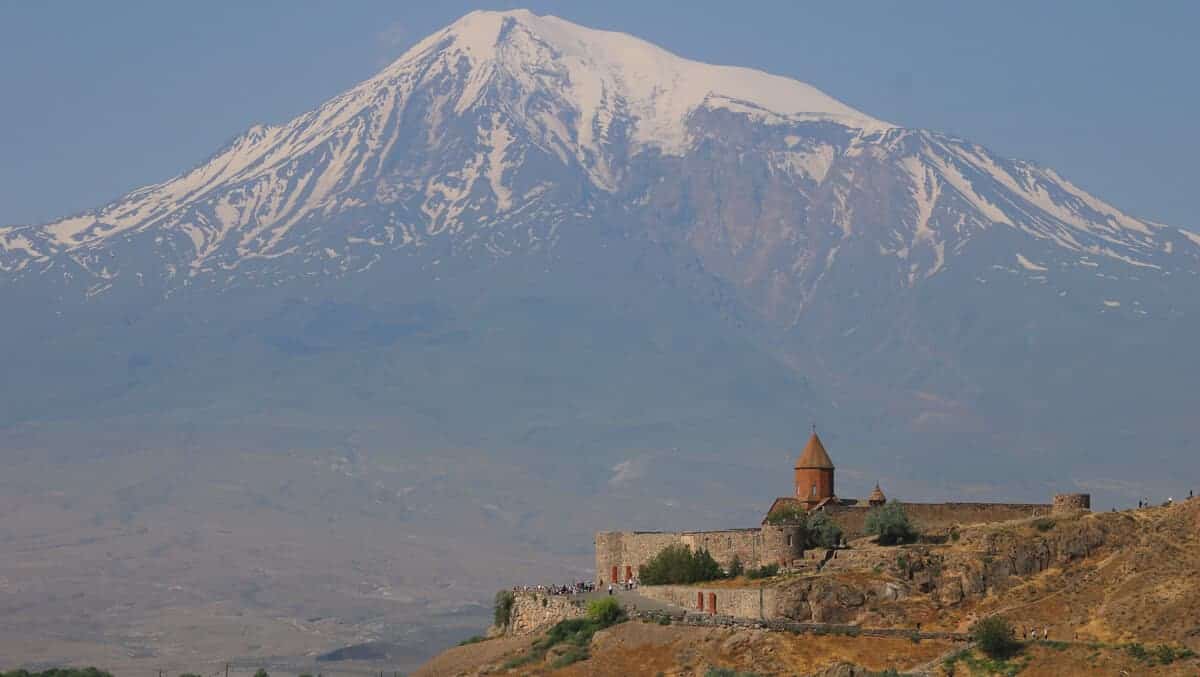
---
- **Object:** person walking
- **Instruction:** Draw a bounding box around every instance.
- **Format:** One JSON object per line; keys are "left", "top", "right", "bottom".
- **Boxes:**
{"left": 607, "top": 583, "right": 613, "bottom": 596}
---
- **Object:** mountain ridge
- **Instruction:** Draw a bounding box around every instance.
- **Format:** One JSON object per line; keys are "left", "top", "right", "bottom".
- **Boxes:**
{"left": 3, "top": 9, "right": 1193, "bottom": 307}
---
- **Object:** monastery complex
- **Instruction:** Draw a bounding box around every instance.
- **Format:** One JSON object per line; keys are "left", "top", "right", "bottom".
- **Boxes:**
{"left": 595, "top": 431, "right": 1091, "bottom": 585}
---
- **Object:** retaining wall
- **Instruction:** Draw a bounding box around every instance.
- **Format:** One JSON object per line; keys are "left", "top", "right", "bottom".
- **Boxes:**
{"left": 637, "top": 584, "right": 780, "bottom": 620}
{"left": 497, "top": 591, "right": 587, "bottom": 636}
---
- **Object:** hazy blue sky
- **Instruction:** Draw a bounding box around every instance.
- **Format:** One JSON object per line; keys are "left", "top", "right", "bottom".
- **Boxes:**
{"left": 1, "top": 1, "right": 1195, "bottom": 227}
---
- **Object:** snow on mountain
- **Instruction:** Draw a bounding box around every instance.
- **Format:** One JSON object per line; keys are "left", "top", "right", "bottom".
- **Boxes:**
{"left": 0, "top": 9, "right": 1195, "bottom": 302}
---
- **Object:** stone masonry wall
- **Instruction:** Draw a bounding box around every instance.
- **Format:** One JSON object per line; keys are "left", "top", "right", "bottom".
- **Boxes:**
{"left": 494, "top": 591, "right": 588, "bottom": 636}
{"left": 823, "top": 502, "right": 1053, "bottom": 538}
{"left": 595, "top": 529, "right": 769, "bottom": 584}
{"left": 1053, "top": 493, "right": 1091, "bottom": 513}
{"left": 637, "top": 584, "right": 780, "bottom": 619}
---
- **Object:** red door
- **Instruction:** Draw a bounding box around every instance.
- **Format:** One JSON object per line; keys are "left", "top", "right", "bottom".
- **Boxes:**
{"left": 611, "top": 566, "right": 618, "bottom": 583}
{"left": 707, "top": 592, "right": 717, "bottom": 615}
{"left": 697, "top": 591, "right": 704, "bottom": 610}
{"left": 625, "top": 565, "right": 632, "bottom": 581}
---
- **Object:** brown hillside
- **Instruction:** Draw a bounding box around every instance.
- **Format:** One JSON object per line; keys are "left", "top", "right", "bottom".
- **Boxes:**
{"left": 417, "top": 499, "right": 1200, "bottom": 675}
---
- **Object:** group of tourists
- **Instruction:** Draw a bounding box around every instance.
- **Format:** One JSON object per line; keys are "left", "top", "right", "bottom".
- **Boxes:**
{"left": 512, "top": 581, "right": 596, "bottom": 595}
{"left": 1020, "top": 625, "right": 1052, "bottom": 640}
{"left": 604, "top": 578, "right": 639, "bottom": 595}
{"left": 1135, "top": 490, "right": 1193, "bottom": 509}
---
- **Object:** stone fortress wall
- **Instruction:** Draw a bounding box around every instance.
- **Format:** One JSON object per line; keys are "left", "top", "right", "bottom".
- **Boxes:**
{"left": 1053, "top": 493, "right": 1092, "bottom": 512}
{"left": 820, "top": 501, "right": 1056, "bottom": 539}
{"left": 595, "top": 526, "right": 806, "bottom": 584}
{"left": 595, "top": 495, "right": 1088, "bottom": 584}
{"left": 594, "top": 432, "right": 1090, "bottom": 585}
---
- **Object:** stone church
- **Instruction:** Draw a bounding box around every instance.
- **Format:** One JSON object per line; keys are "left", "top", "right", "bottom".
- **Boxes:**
{"left": 594, "top": 430, "right": 1089, "bottom": 585}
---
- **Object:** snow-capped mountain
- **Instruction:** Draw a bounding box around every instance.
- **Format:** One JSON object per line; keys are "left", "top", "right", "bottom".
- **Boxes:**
{"left": 2, "top": 10, "right": 1199, "bottom": 506}
{"left": 3, "top": 9, "right": 1194, "bottom": 312}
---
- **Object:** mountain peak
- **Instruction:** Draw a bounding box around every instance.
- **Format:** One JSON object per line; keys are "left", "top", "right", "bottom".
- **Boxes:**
{"left": 391, "top": 9, "right": 890, "bottom": 153}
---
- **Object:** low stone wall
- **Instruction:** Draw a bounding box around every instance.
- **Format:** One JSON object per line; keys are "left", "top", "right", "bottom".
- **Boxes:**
{"left": 637, "top": 584, "right": 779, "bottom": 620}
{"left": 496, "top": 591, "right": 588, "bottom": 636}
{"left": 631, "top": 608, "right": 969, "bottom": 642}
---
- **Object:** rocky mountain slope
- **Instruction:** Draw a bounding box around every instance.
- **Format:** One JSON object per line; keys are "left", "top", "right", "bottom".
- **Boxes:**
{"left": 1, "top": 10, "right": 1196, "bottom": 502}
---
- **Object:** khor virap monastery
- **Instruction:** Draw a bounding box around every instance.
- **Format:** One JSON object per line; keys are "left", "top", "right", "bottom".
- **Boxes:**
{"left": 595, "top": 431, "right": 1091, "bottom": 585}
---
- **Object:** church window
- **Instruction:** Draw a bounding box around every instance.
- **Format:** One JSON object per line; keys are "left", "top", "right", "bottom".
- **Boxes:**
{"left": 811, "top": 484, "right": 817, "bottom": 497}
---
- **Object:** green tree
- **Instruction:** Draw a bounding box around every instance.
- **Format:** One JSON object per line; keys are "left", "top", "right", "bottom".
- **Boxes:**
{"left": 807, "top": 511, "right": 843, "bottom": 548}
{"left": 727, "top": 554, "right": 745, "bottom": 578}
{"left": 639, "top": 544, "right": 723, "bottom": 585}
{"left": 586, "top": 597, "right": 626, "bottom": 625}
{"left": 865, "top": 501, "right": 918, "bottom": 545}
{"left": 494, "top": 589, "right": 517, "bottom": 627}
{"left": 971, "top": 615, "right": 1019, "bottom": 659}
{"left": 253, "top": 670, "right": 270, "bottom": 677}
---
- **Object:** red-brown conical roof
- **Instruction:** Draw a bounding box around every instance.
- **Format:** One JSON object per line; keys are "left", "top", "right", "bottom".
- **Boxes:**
{"left": 869, "top": 483, "right": 886, "bottom": 503}
{"left": 796, "top": 432, "right": 834, "bottom": 469}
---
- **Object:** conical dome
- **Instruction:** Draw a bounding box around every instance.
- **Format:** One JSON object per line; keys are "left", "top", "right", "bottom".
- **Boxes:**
{"left": 796, "top": 432, "right": 834, "bottom": 469}
{"left": 869, "top": 483, "right": 886, "bottom": 505}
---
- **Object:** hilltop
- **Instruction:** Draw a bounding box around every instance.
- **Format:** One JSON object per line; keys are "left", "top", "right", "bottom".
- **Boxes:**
{"left": 416, "top": 498, "right": 1200, "bottom": 675}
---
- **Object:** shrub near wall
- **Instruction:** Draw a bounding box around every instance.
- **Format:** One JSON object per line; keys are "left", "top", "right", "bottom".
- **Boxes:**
{"left": 640, "top": 544, "right": 724, "bottom": 584}
{"left": 865, "top": 501, "right": 918, "bottom": 545}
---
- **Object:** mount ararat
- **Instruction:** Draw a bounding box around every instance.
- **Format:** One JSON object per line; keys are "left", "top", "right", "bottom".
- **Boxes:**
{"left": 0, "top": 9, "right": 1197, "bottom": 668}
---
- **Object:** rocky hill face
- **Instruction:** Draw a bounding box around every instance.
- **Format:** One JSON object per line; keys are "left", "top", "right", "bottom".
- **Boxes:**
{"left": 417, "top": 501, "right": 1200, "bottom": 675}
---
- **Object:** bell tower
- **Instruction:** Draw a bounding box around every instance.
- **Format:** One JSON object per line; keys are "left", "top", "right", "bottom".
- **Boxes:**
{"left": 794, "top": 428, "right": 835, "bottom": 508}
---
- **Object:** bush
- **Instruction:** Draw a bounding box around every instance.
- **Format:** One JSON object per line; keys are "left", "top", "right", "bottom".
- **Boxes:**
{"left": 503, "top": 594, "right": 630, "bottom": 668}
{"left": 727, "top": 554, "right": 745, "bottom": 578}
{"left": 550, "top": 644, "right": 590, "bottom": 668}
{"left": 971, "top": 615, "right": 1019, "bottom": 659}
{"left": 587, "top": 597, "right": 625, "bottom": 625}
{"left": 657, "top": 615, "right": 672, "bottom": 625}
{"left": 865, "top": 501, "right": 918, "bottom": 545}
{"left": 1125, "top": 643, "right": 1148, "bottom": 661}
{"left": 1124, "top": 643, "right": 1197, "bottom": 665}
{"left": 639, "top": 544, "right": 724, "bottom": 585}
{"left": 704, "top": 669, "right": 761, "bottom": 677}
{"left": 494, "top": 589, "right": 516, "bottom": 627}
{"left": 456, "top": 635, "right": 486, "bottom": 646}
{"left": 1032, "top": 518, "right": 1056, "bottom": 532}
{"left": 1152, "top": 644, "right": 1196, "bottom": 664}
{"left": 745, "top": 563, "right": 779, "bottom": 580}
{"left": 253, "top": 670, "right": 269, "bottom": 677}
{"left": 807, "top": 511, "right": 843, "bottom": 548}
